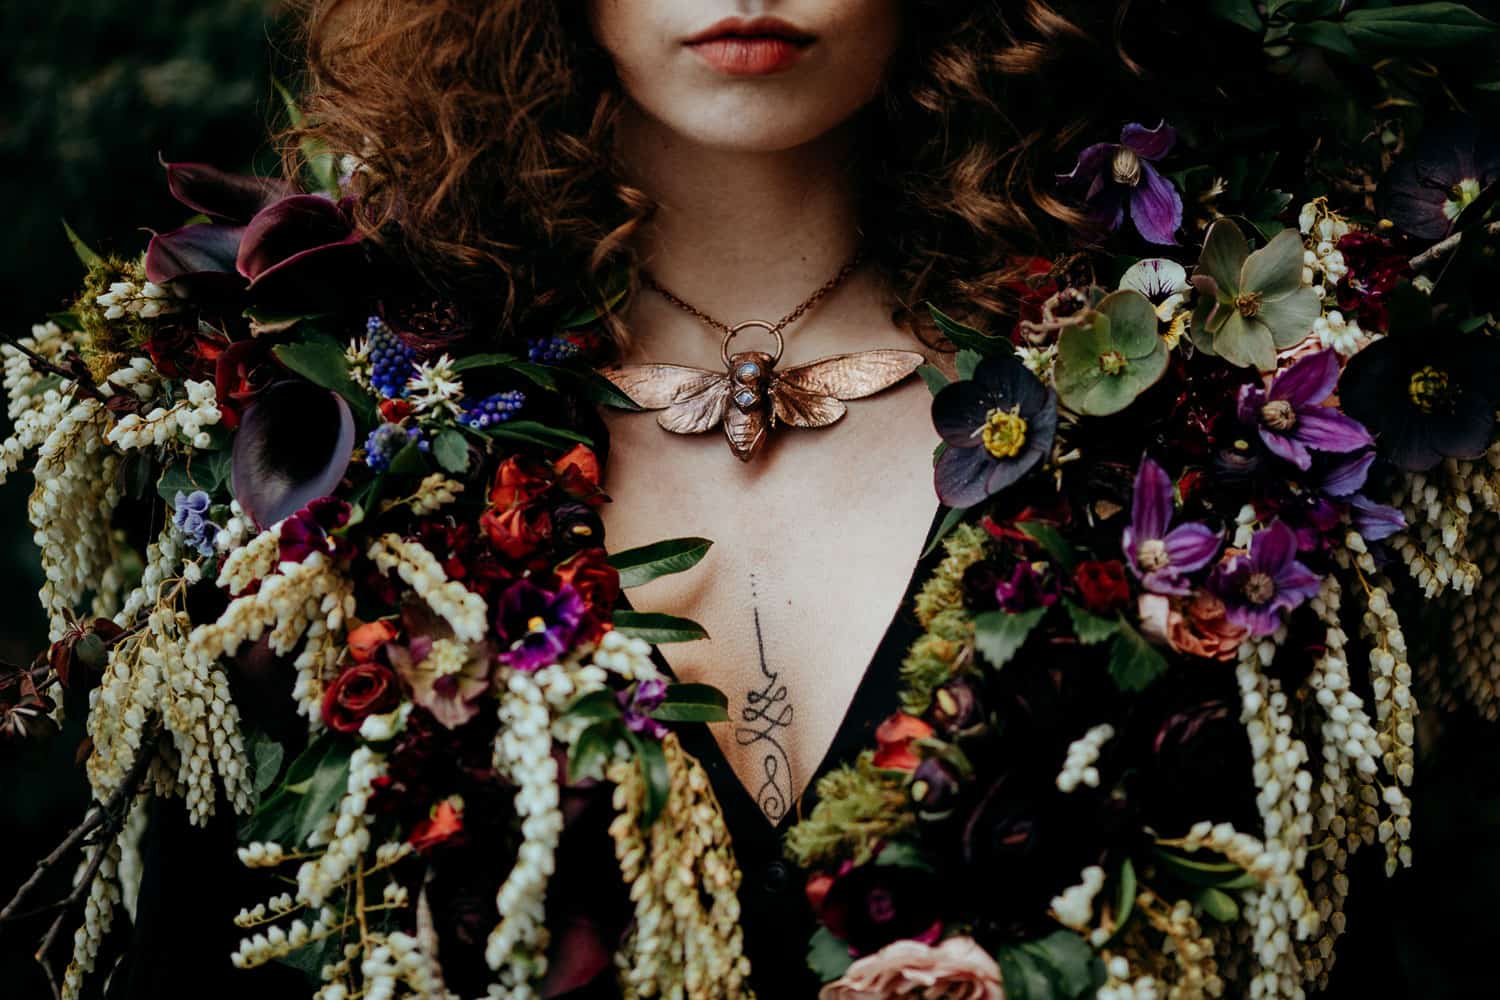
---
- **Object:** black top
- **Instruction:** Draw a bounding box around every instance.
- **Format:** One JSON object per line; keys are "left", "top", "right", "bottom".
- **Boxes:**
{"left": 658, "top": 502, "right": 949, "bottom": 997}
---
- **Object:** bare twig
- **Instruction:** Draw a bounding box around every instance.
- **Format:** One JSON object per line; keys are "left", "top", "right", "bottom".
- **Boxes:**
{"left": 1410, "top": 220, "right": 1500, "bottom": 271}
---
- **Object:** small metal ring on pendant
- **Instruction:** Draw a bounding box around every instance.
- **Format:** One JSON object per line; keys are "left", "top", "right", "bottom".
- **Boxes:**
{"left": 721, "top": 320, "right": 784, "bottom": 369}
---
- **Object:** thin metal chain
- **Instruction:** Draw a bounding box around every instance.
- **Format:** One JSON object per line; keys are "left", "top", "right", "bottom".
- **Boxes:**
{"left": 638, "top": 246, "right": 864, "bottom": 337}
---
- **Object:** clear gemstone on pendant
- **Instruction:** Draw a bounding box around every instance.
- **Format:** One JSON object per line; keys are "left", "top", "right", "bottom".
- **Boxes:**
{"left": 734, "top": 388, "right": 758, "bottom": 408}
{"left": 736, "top": 361, "right": 761, "bottom": 379}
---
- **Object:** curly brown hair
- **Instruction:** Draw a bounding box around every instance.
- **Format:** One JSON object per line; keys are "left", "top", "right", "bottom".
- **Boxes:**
{"left": 279, "top": 0, "right": 1143, "bottom": 353}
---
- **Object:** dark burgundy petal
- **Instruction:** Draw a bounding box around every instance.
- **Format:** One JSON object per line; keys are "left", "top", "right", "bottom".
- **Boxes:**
{"left": 232, "top": 382, "right": 356, "bottom": 529}
{"left": 932, "top": 379, "right": 998, "bottom": 446}
{"left": 934, "top": 446, "right": 994, "bottom": 509}
{"left": 236, "top": 194, "right": 361, "bottom": 284}
{"left": 144, "top": 222, "right": 246, "bottom": 285}
{"left": 163, "top": 160, "right": 296, "bottom": 223}
{"left": 1426, "top": 389, "right": 1497, "bottom": 461}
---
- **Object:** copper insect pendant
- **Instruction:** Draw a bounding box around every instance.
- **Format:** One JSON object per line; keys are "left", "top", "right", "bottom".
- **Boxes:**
{"left": 600, "top": 319, "right": 926, "bottom": 462}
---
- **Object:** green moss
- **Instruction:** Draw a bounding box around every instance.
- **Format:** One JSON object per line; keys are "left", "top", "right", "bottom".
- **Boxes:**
{"left": 913, "top": 522, "right": 990, "bottom": 628}
{"left": 899, "top": 609, "right": 974, "bottom": 714}
{"left": 783, "top": 752, "right": 915, "bottom": 870}
{"left": 72, "top": 256, "right": 152, "bottom": 384}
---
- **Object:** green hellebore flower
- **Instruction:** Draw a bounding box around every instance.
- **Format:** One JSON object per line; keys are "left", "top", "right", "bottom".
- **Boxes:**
{"left": 1189, "top": 219, "right": 1321, "bottom": 372}
{"left": 1054, "top": 289, "right": 1170, "bottom": 416}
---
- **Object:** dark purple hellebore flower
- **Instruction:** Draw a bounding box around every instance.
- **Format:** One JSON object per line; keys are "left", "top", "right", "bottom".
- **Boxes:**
{"left": 1379, "top": 115, "right": 1500, "bottom": 241}
{"left": 931, "top": 354, "right": 1058, "bottom": 509}
{"left": 1208, "top": 521, "right": 1321, "bottom": 637}
{"left": 495, "top": 581, "right": 586, "bottom": 672}
{"left": 1059, "top": 121, "right": 1184, "bottom": 246}
{"left": 1122, "top": 457, "right": 1220, "bottom": 595}
{"left": 617, "top": 677, "right": 669, "bottom": 739}
{"left": 1237, "top": 350, "right": 1372, "bottom": 471}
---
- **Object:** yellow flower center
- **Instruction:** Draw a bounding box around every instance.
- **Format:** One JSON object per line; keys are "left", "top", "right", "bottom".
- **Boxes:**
{"left": 1408, "top": 366, "right": 1454, "bottom": 414}
{"left": 1099, "top": 350, "right": 1129, "bottom": 376}
{"left": 980, "top": 405, "right": 1029, "bottom": 459}
{"left": 1234, "top": 291, "right": 1263, "bottom": 318}
{"left": 1444, "top": 178, "right": 1482, "bottom": 222}
{"left": 1111, "top": 147, "right": 1142, "bottom": 187}
{"left": 1259, "top": 400, "right": 1298, "bottom": 431}
{"left": 526, "top": 615, "right": 548, "bottom": 634}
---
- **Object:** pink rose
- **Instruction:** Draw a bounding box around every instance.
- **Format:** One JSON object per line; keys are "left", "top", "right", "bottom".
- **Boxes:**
{"left": 819, "top": 936, "right": 1005, "bottom": 1000}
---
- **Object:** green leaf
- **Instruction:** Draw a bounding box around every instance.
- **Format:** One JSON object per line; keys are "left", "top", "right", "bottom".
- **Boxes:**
{"left": 1018, "top": 521, "right": 1078, "bottom": 572}
{"left": 248, "top": 731, "right": 287, "bottom": 796}
{"left": 274, "top": 79, "right": 340, "bottom": 197}
{"left": 871, "top": 840, "right": 934, "bottom": 871}
{"left": 920, "top": 504, "right": 969, "bottom": 559}
{"left": 1107, "top": 620, "right": 1169, "bottom": 693}
{"left": 1207, "top": 0, "right": 1263, "bottom": 33}
{"left": 1199, "top": 886, "right": 1241, "bottom": 923}
{"left": 243, "top": 733, "right": 353, "bottom": 846}
{"left": 449, "top": 352, "right": 519, "bottom": 374}
{"left": 47, "top": 311, "right": 84, "bottom": 333}
{"left": 612, "top": 611, "right": 709, "bottom": 643}
{"left": 1154, "top": 848, "right": 1258, "bottom": 889}
{"left": 568, "top": 720, "right": 617, "bottom": 782}
{"left": 1343, "top": 4, "right": 1499, "bottom": 51}
{"left": 1112, "top": 857, "right": 1138, "bottom": 941}
{"left": 998, "top": 930, "right": 1103, "bottom": 1000}
{"left": 61, "top": 219, "right": 103, "bottom": 269}
{"left": 1064, "top": 601, "right": 1120, "bottom": 646}
{"left": 807, "top": 926, "right": 855, "bottom": 983}
{"left": 156, "top": 453, "right": 230, "bottom": 502}
{"left": 609, "top": 537, "right": 713, "bottom": 589}
{"left": 483, "top": 420, "right": 593, "bottom": 451}
{"left": 956, "top": 348, "right": 983, "bottom": 380}
{"left": 432, "top": 429, "right": 470, "bottom": 474}
{"left": 917, "top": 363, "right": 950, "bottom": 397}
{"left": 578, "top": 370, "right": 644, "bottom": 410}
{"left": 1287, "top": 20, "right": 1359, "bottom": 58}
{"left": 973, "top": 607, "right": 1048, "bottom": 669}
{"left": 926, "top": 302, "right": 1006, "bottom": 355}
{"left": 649, "top": 682, "right": 730, "bottom": 723}
{"left": 272, "top": 337, "right": 377, "bottom": 425}
{"left": 386, "top": 440, "right": 430, "bottom": 478}
{"left": 563, "top": 688, "right": 623, "bottom": 723}
{"left": 626, "top": 729, "right": 671, "bottom": 827}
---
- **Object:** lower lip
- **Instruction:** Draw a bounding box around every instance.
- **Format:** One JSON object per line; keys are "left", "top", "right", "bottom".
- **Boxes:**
{"left": 686, "top": 37, "right": 810, "bottom": 76}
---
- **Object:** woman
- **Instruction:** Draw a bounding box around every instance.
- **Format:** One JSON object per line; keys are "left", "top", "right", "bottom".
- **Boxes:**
{"left": 287, "top": 0, "right": 1136, "bottom": 993}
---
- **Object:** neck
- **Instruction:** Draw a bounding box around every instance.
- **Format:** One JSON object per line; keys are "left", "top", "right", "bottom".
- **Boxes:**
{"left": 614, "top": 103, "right": 885, "bottom": 363}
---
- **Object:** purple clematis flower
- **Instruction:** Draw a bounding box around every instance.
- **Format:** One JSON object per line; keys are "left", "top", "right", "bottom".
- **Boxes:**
{"left": 494, "top": 580, "right": 586, "bottom": 672}
{"left": 1123, "top": 457, "right": 1221, "bottom": 595}
{"left": 1209, "top": 521, "right": 1322, "bottom": 637}
{"left": 1237, "top": 349, "right": 1372, "bottom": 471}
{"left": 617, "top": 677, "right": 669, "bottom": 739}
{"left": 1059, "top": 121, "right": 1184, "bottom": 246}
{"left": 1317, "top": 451, "right": 1406, "bottom": 541}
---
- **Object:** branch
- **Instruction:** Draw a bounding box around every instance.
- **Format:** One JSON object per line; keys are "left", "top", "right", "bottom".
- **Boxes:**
{"left": 1409, "top": 220, "right": 1500, "bottom": 271}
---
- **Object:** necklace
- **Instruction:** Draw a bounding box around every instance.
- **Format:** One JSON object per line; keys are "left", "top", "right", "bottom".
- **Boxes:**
{"left": 600, "top": 249, "right": 926, "bottom": 462}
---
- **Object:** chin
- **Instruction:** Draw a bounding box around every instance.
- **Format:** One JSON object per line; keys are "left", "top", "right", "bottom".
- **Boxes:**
{"left": 654, "top": 98, "right": 858, "bottom": 153}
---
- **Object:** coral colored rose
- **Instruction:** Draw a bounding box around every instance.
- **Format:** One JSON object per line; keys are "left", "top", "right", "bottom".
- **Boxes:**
{"left": 408, "top": 797, "right": 465, "bottom": 853}
{"left": 481, "top": 503, "right": 552, "bottom": 561}
{"left": 489, "top": 455, "right": 553, "bottom": 510}
{"left": 553, "top": 548, "right": 620, "bottom": 612}
{"left": 554, "top": 444, "right": 602, "bottom": 490}
{"left": 322, "top": 662, "right": 401, "bottom": 733}
{"left": 1073, "top": 559, "right": 1130, "bottom": 614}
{"left": 872, "top": 713, "right": 934, "bottom": 772}
{"left": 819, "top": 936, "right": 1005, "bottom": 1000}
{"left": 348, "top": 620, "right": 398, "bottom": 663}
{"left": 1168, "top": 592, "right": 1249, "bottom": 662}
{"left": 805, "top": 872, "right": 835, "bottom": 914}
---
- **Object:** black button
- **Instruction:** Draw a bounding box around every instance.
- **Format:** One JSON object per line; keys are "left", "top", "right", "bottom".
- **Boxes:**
{"left": 761, "top": 860, "right": 792, "bottom": 894}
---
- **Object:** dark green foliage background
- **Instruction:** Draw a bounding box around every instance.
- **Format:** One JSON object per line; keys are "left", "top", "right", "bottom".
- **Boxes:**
{"left": 0, "top": 3, "right": 291, "bottom": 995}
{"left": 0, "top": 2, "right": 1496, "bottom": 997}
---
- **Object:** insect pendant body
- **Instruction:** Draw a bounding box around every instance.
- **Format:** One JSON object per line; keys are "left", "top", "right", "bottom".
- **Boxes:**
{"left": 600, "top": 320, "right": 925, "bottom": 462}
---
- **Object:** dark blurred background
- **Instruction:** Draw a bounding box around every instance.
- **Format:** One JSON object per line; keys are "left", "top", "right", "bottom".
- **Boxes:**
{"left": 0, "top": 2, "right": 1495, "bottom": 998}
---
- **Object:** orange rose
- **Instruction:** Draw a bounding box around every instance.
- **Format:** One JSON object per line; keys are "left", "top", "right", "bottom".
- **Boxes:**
{"left": 553, "top": 444, "right": 601, "bottom": 489}
{"left": 481, "top": 503, "right": 552, "bottom": 560}
{"left": 554, "top": 548, "right": 620, "bottom": 612}
{"left": 347, "top": 620, "right": 398, "bottom": 663}
{"left": 1168, "top": 592, "right": 1248, "bottom": 662}
{"left": 409, "top": 797, "right": 465, "bottom": 853}
{"left": 488, "top": 455, "right": 552, "bottom": 510}
{"left": 872, "top": 713, "right": 934, "bottom": 772}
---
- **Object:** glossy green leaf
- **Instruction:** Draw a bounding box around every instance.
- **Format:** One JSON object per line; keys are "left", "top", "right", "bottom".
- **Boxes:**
{"left": 61, "top": 219, "right": 103, "bottom": 269}
{"left": 917, "top": 363, "right": 950, "bottom": 397}
{"left": 1064, "top": 601, "right": 1120, "bottom": 646}
{"left": 568, "top": 720, "right": 616, "bottom": 782}
{"left": 156, "top": 452, "right": 230, "bottom": 502}
{"left": 921, "top": 504, "right": 969, "bottom": 559}
{"left": 563, "top": 689, "right": 623, "bottom": 723}
{"left": 1107, "top": 620, "right": 1169, "bottom": 692}
{"left": 1343, "top": 4, "right": 1499, "bottom": 51}
{"left": 612, "top": 610, "right": 709, "bottom": 643}
{"left": 956, "top": 348, "right": 983, "bottom": 380}
{"left": 998, "top": 930, "right": 1103, "bottom": 1000}
{"left": 1112, "top": 857, "right": 1138, "bottom": 941}
{"left": 626, "top": 729, "right": 670, "bottom": 827}
{"left": 432, "top": 429, "right": 470, "bottom": 474}
{"left": 243, "top": 732, "right": 353, "bottom": 846}
{"left": 1199, "top": 886, "right": 1241, "bottom": 922}
{"left": 1208, "top": 0, "right": 1263, "bottom": 32}
{"left": 1287, "top": 19, "right": 1359, "bottom": 58}
{"left": 1018, "top": 521, "right": 1079, "bottom": 572}
{"left": 272, "top": 337, "right": 376, "bottom": 425}
{"left": 483, "top": 420, "right": 593, "bottom": 450}
{"left": 449, "top": 352, "right": 519, "bottom": 373}
{"left": 578, "top": 370, "right": 644, "bottom": 410}
{"left": 649, "top": 681, "right": 730, "bottom": 723}
{"left": 973, "top": 607, "right": 1047, "bottom": 670}
{"left": 926, "top": 302, "right": 1004, "bottom": 355}
{"left": 386, "top": 441, "right": 429, "bottom": 477}
{"left": 609, "top": 537, "right": 714, "bottom": 589}
{"left": 249, "top": 730, "right": 286, "bottom": 795}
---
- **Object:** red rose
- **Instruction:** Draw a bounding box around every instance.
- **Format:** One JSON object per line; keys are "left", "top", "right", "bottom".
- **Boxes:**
{"left": 322, "top": 662, "right": 401, "bottom": 733}
{"left": 489, "top": 455, "right": 553, "bottom": 510}
{"left": 872, "top": 713, "right": 934, "bottom": 772}
{"left": 481, "top": 503, "right": 552, "bottom": 560}
{"left": 553, "top": 548, "right": 620, "bottom": 612}
{"left": 1074, "top": 559, "right": 1130, "bottom": 614}
{"left": 378, "top": 397, "right": 413, "bottom": 422}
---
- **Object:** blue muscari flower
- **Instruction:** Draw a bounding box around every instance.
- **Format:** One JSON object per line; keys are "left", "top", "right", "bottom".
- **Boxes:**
{"left": 367, "top": 316, "right": 416, "bottom": 399}
{"left": 526, "top": 335, "right": 582, "bottom": 365}
{"left": 457, "top": 389, "right": 526, "bottom": 430}
{"left": 364, "top": 422, "right": 428, "bottom": 472}
{"left": 172, "top": 490, "right": 220, "bottom": 557}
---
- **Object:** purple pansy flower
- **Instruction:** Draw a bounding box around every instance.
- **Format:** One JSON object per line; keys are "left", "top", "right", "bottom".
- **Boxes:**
{"left": 1123, "top": 457, "right": 1221, "bottom": 595}
{"left": 494, "top": 580, "right": 586, "bottom": 672}
{"left": 995, "top": 560, "right": 1061, "bottom": 613}
{"left": 277, "top": 497, "right": 354, "bottom": 564}
{"left": 617, "top": 677, "right": 669, "bottom": 739}
{"left": 1208, "top": 521, "right": 1322, "bottom": 637}
{"left": 1237, "top": 350, "right": 1372, "bottom": 471}
{"left": 1128, "top": 458, "right": 1218, "bottom": 593}
{"left": 1059, "top": 121, "right": 1184, "bottom": 246}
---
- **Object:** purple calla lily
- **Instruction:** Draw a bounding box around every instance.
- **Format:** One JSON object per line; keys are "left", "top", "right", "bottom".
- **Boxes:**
{"left": 232, "top": 381, "right": 356, "bottom": 529}
{"left": 1059, "top": 121, "right": 1184, "bottom": 246}
{"left": 1123, "top": 457, "right": 1221, "bottom": 595}
{"left": 1237, "top": 349, "right": 1372, "bottom": 470}
{"left": 1208, "top": 521, "right": 1322, "bottom": 637}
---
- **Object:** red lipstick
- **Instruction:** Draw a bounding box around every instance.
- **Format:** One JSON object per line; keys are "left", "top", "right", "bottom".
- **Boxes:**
{"left": 683, "top": 16, "right": 815, "bottom": 77}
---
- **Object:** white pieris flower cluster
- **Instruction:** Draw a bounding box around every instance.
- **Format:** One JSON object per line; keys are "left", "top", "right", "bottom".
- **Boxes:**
{"left": 367, "top": 533, "right": 488, "bottom": 643}
{"left": 486, "top": 669, "right": 563, "bottom": 996}
{"left": 103, "top": 357, "right": 159, "bottom": 399}
{"left": 1312, "top": 310, "right": 1366, "bottom": 357}
{"left": 358, "top": 931, "right": 454, "bottom": 1000}
{"left": 405, "top": 354, "right": 464, "bottom": 417}
{"left": 1297, "top": 200, "right": 1351, "bottom": 300}
{"left": 297, "top": 747, "right": 386, "bottom": 906}
{"left": 1, "top": 321, "right": 77, "bottom": 479}
{"left": 1050, "top": 864, "right": 1105, "bottom": 930}
{"left": 96, "top": 277, "right": 177, "bottom": 320}
{"left": 590, "top": 628, "right": 664, "bottom": 683}
{"left": 399, "top": 472, "right": 464, "bottom": 515}
{"left": 1391, "top": 450, "right": 1500, "bottom": 598}
{"left": 1099, "top": 955, "right": 1165, "bottom": 1000}
{"left": 1056, "top": 723, "right": 1114, "bottom": 793}
{"left": 104, "top": 378, "right": 222, "bottom": 451}
{"left": 60, "top": 841, "right": 124, "bottom": 1000}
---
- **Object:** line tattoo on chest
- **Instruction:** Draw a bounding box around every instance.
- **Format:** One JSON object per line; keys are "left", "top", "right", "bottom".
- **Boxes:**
{"left": 734, "top": 572, "right": 795, "bottom": 823}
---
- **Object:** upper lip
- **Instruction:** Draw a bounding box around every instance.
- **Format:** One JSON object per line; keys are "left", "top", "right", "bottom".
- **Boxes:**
{"left": 683, "top": 16, "right": 816, "bottom": 45}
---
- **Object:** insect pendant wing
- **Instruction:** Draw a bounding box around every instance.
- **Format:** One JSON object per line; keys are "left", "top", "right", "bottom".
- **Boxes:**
{"left": 599, "top": 363, "right": 731, "bottom": 433}
{"left": 771, "top": 349, "right": 926, "bottom": 428}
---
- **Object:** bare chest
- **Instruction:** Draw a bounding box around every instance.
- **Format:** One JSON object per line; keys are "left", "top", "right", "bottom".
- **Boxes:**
{"left": 598, "top": 374, "right": 942, "bottom": 822}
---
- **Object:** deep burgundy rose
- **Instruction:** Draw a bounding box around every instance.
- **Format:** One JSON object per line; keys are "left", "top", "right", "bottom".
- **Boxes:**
{"left": 1334, "top": 230, "right": 1412, "bottom": 332}
{"left": 322, "top": 661, "right": 401, "bottom": 733}
{"left": 553, "top": 548, "right": 620, "bottom": 614}
{"left": 1074, "top": 559, "right": 1130, "bottom": 614}
{"left": 551, "top": 501, "right": 606, "bottom": 552}
{"left": 481, "top": 503, "right": 552, "bottom": 561}
{"left": 818, "top": 856, "right": 943, "bottom": 956}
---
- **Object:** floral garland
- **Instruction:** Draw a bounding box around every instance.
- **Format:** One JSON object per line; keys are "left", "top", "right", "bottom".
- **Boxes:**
{"left": 784, "top": 13, "right": 1500, "bottom": 1000}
